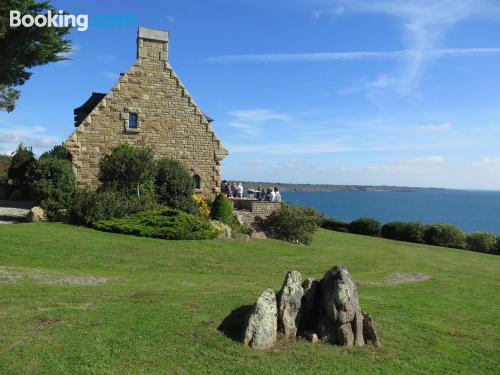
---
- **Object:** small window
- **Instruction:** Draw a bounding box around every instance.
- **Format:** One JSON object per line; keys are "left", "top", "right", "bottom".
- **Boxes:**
{"left": 193, "top": 174, "right": 201, "bottom": 190}
{"left": 129, "top": 113, "right": 138, "bottom": 129}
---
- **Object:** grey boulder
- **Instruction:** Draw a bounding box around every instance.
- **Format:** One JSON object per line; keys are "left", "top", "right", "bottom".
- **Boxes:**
{"left": 243, "top": 288, "right": 278, "bottom": 350}
{"left": 277, "top": 270, "right": 304, "bottom": 341}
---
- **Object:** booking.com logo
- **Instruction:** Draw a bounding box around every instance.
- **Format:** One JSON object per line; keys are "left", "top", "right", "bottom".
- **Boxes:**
{"left": 9, "top": 10, "right": 136, "bottom": 32}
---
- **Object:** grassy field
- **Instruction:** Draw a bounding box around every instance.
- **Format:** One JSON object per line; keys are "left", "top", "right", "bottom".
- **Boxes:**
{"left": 0, "top": 223, "right": 499, "bottom": 374}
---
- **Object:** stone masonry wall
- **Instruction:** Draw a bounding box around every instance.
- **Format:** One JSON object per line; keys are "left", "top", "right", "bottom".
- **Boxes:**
{"left": 64, "top": 27, "right": 228, "bottom": 198}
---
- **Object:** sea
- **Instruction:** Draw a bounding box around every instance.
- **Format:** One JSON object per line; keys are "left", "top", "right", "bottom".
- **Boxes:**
{"left": 281, "top": 190, "right": 500, "bottom": 235}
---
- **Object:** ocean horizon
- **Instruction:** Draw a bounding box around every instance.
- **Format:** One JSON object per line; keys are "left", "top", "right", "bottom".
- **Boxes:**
{"left": 281, "top": 190, "right": 500, "bottom": 235}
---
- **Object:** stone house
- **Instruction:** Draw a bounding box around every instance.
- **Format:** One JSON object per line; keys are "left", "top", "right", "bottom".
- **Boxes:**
{"left": 64, "top": 27, "right": 228, "bottom": 197}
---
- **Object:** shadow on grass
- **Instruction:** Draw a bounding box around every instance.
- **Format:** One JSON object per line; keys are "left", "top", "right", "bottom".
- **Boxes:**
{"left": 217, "top": 304, "right": 253, "bottom": 342}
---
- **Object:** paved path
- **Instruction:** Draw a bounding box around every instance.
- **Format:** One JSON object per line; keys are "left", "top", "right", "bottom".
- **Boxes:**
{"left": 0, "top": 200, "right": 33, "bottom": 224}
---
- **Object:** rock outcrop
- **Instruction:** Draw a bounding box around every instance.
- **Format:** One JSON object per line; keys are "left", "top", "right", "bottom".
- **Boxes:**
{"left": 317, "top": 266, "right": 365, "bottom": 346}
{"left": 277, "top": 270, "right": 304, "bottom": 341}
{"left": 239, "top": 265, "right": 381, "bottom": 350}
{"left": 26, "top": 206, "right": 47, "bottom": 222}
{"left": 243, "top": 288, "right": 278, "bottom": 350}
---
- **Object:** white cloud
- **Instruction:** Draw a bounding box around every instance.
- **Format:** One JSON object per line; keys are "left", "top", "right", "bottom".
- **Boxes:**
{"left": 327, "top": 0, "right": 500, "bottom": 94}
{"left": 229, "top": 141, "right": 353, "bottom": 154}
{"left": 312, "top": 6, "right": 345, "bottom": 19}
{"left": 418, "top": 123, "right": 452, "bottom": 131}
{"left": 205, "top": 48, "right": 500, "bottom": 64}
{"left": 227, "top": 109, "right": 291, "bottom": 135}
{"left": 0, "top": 125, "right": 61, "bottom": 155}
{"left": 102, "top": 71, "right": 120, "bottom": 81}
{"left": 407, "top": 156, "right": 446, "bottom": 164}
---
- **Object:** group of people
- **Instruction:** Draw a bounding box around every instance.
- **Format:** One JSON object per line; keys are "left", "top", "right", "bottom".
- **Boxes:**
{"left": 221, "top": 180, "right": 282, "bottom": 202}
{"left": 254, "top": 186, "right": 282, "bottom": 202}
{"left": 222, "top": 181, "right": 245, "bottom": 198}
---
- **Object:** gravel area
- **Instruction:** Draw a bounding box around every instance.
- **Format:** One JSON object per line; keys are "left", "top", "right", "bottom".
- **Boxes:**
{"left": 0, "top": 200, "right": 33, "bottom": 224}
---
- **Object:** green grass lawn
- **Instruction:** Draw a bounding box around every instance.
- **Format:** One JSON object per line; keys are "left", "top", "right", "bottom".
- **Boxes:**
{"left": 0, "top": 223, "right": 499, "bottom": 374}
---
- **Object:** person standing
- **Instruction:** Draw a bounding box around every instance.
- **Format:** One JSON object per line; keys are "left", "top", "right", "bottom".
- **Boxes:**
{"left": 237, "top": 182, "right": 244, "bottom": 198}
{"left": 268, "top": 187, "right": 276, "bottom": 201}
{"left": 274, "top": 187, "right": 281, "bottom": 202}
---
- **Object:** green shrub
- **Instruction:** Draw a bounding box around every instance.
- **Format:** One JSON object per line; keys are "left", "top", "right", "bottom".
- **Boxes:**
{"left": 93, "top": 209, "right": 217, "bottom": 240}
{"left": 424, "top": 223, "right": 465, "bottom": 248}
{"left": 321, "top": 217, "right": 350, "bottom": 232}
{"left": 400, "top": 222, "right": 427, "bottom": 243}
{"left": 155, "top": 158, "right": 196, "bottom": 214}
{"left": 40, "top": 145, "right": 72, "bottom": 161}
{"left": 231, "top": 223, "right": 253, "bottom": 235}
{"left": 382, "top": 221, "right": 427, "bottom": 243}
{"left": 349, "top": 218, "right": 381, "bottom": 236}
{"left": 0, "top": 154, "right": 11, "bottom": 178}
{"left": 8, "top": 144, "right": 35, "bottom": 190}
{"left": 496, "top": 237, "right": 500, "bottom": 255}
{"left": 381, "top": 221, "right": 405, "bottom": 240}
{"left": 99, "top": 143, "right": 154, "bottom": 197}
{"left": 465, "top": 232, "right": 498, "bottom": 254}
{"left": 27, "top": 157, "right": 76, "bottom": 218}
{"left": 210, "top": 193, "right": 233, "bottom": 224}
{"left": 70, "top": 189, "right": 157, "bottom": 226}
{"left": 265, "top": 203, "right": 319, "bottom": 245}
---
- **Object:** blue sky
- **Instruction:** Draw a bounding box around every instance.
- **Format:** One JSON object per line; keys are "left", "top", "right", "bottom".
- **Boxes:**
{"left": 1, "top": 0, "right": 500, "bottom": 189}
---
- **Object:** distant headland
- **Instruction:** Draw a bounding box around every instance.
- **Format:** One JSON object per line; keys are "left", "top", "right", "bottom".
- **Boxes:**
{"left": 237, "top": 181, "right": 454, "bottom": 193}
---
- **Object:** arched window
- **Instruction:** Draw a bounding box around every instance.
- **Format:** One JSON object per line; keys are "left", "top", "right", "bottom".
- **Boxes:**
{"left": 193, "top": 174, "right": 201, "bottom": 190}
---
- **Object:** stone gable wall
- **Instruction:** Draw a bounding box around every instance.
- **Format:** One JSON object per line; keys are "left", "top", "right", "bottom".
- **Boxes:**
{"left": 64, "top": 30, "right": 228, "bottom": 197}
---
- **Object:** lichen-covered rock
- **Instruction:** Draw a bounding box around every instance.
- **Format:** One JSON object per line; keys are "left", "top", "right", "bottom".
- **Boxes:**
{"left": 250, "top": 231, "right": 267, "bottom": 240}
{"left": 26, "top": 206, "right": 47, "bottom": 222}
{"left": 243, "top": 288, "right": 278, "bottom": 350}
{"left": 318, "top": 265, "right": 365, "bottom": 346}
{"left": 362, "top": 312, "right": 381, "bottom": 347}
{"left": 298, "top": 278, "right": 320, "bottom": 335}
{"left": 233, "top": 233, "right": 250, "bottom": 242}
{"left": 277, "top": 270, "right": 304, "bottom": 341}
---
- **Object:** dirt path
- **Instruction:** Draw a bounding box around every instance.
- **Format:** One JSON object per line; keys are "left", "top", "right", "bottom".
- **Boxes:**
{"left": 0, "top": 200, "right": 33, "bottom": 224}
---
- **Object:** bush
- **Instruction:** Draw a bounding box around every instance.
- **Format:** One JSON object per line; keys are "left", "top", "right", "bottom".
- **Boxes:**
{"left": 382, "top": 221, "right": 427, "bottom": 243}
{"left": 231, "top": 223, "right": 253, "bottom": 235}
{"left": 70, "top": 188, "right": 157, "bottom": 226}
{"left": 40, "top": 145, "right": 72, "bottom": 161}
{"left": 265, "top": 203, "right": 318, "bottom": 245}
{"left": 27, "top": 157, "right": 76, "bottom": 218}
{"left": 93, "top": 209, "right": 217, "bottom": 240}
{"left": 0, "top": 154, "right": 11, "bottom": 179}
{"left": 349, "top": 218, "right": 381, "bottom": 236}
{"left": 8, "top": 144, "right": 35, "bottom": 189}
{"left": 155, "top": 158, "right": 196, "bottom": 214}
{"left": 465, "top": 232, "right": 498, "bottom": 254}
{"left": 321, "top": 217, "right": 350, "bottom": 232}
{"left": 424, "top": 223, "right": 465, "bottom": 248}
{"left": 381, "top": 221, "right": 405, "bottom": 240}
{"left": 193, "top": 194, "right": 210, "bottom": 219}
{"left": 497, "top": 237, "right": 500, "bottom": 255}
{"left": 210, "top": 220, "right": 232, "bottom": 237}
{"left": 99, "top": 143, "right": 154, "bottom": 197}
{"left": 210, "top": 193, "right": 233, "bottom": 224}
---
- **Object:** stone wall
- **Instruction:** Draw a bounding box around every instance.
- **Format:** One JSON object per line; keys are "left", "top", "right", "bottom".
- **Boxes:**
{"left": 64, "top": 27, "right": 228, "bottom": 197}
{"left": 231, "top": 199, "right": 281, "bottom": 219}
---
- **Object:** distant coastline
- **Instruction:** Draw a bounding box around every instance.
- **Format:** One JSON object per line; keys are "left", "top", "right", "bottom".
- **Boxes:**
{"left": 237, "top": 181, "right": 455, "bottom": 193}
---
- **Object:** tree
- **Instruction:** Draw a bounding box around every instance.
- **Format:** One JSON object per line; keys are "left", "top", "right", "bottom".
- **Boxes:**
{"left": 27, "top": 157, "right": 76, "bottom": 218}
{"left": 40, "top": 144, "right": 72, "bottom": 161}
{"left": 0, "top": 0, "right": 71, "bottom": 111}
{"left": 210, "top": 193, "right": 233, "bottom": 224}
{"left": 98, "top": 143, "right": 154, "bottom": 197}
{"left": 155, "top": 158, "right": 196, "bottom": 214}
{"left": 8, "top": 143, "right": 35, "bottom": 189}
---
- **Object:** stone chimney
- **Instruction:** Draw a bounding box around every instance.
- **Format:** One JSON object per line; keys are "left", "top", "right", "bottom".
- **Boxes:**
{"left": 137, "top": 26, "right": 169, "bottom": 62}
